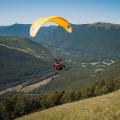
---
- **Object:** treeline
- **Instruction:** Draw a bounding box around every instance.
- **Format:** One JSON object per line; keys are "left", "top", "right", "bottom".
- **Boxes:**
{"left": 0, "top": 90, "right": 40, "bottom": 103}
{"left": 0, "top": 76, "right": 120, "bottom": 120}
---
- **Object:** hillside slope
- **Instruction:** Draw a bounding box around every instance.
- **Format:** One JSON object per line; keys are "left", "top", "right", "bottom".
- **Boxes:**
{"left": 0, "top": 35, "right": 53, "bottom": 60}
{"left": 15, "top": 89, "right": 120, "bottom": 120}
{"left": 1, "top": 22, "right": 120, "bottom": 62}
{"left": 0, "top": 23, "right": 57, "bottom": 44}
{"left": 49, "top": 22, "right": 120, "bottom": 62}
{"left": 0, "top": 36, "right": 57, "bottom": 91}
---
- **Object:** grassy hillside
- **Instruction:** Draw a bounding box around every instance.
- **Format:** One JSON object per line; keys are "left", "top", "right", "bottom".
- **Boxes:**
{"left": 1, "top": 73, "right": 120, "bottom": 120}
{"left": 15, "top": 89, "right": 120, "bottom": 120}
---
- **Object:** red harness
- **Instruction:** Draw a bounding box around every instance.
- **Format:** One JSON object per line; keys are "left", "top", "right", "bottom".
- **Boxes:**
{"left": 54, "top": 63, "right": 61, "bottom": 70}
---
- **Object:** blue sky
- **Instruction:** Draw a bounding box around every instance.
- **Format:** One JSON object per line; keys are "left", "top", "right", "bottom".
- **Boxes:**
{"left": 0, "top": 0, "right": 120, "bottom": 26}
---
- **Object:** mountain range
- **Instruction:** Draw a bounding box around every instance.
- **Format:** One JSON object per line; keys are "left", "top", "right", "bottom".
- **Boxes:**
{"left": 0, "top": 22, "right": 120, "bottom": 95}
{"left": 0, "top": 23, "right": 57, "bottom": 44}
{"left": 47, "top": 22, "right": 120, "bottom": 62}
{"left": 0, "top": 22, "right": 120, "bottom": 62}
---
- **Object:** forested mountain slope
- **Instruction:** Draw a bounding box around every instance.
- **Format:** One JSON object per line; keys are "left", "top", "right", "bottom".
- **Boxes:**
{"left": 0, "top": 22, "right": 120, "bottom": 105}
{"left": 1, "top": 22, "right": 120, "bottom": 62}
{"left": 0, "top": 36, "right": 57, "bottom": 91}
{"left": 29, "top": 60, "right": 120, "bottom": 95}
{"left": 0, "top": 35, "right": 53, "bottom": 60}
{"left": 48, "top": 22, "right": 120, "bottom": 62}
{"left": 0, "top": 23, "right": 120, "bottom": 120}
{"left": 0, "top": 24, "right": 57, "bottom": 44}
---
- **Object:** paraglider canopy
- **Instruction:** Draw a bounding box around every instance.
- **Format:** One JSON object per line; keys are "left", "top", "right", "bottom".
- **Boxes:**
{"left": 30, "top": 16, "right": 72, "bottom": 37}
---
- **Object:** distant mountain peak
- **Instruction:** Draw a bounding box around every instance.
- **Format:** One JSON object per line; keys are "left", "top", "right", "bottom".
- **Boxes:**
{"left": 89, "top": 22, "right": 120, "bottom": 29}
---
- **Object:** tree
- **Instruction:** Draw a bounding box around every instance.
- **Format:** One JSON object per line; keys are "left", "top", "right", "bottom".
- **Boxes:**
{"left": 0, "top": 103, "right": 3, "bottom": 120}
{"left": 113, "top": 77, "right": 120, "bottom": 91}
{"left": 1, "top": 96, "right": 17, "bottom": 120}
{"left": 67, "top": 90, "right": 75, "bottom": 102}
{"left": 100, "top": 85, "right": 109, "bottom": 94}
{"left": 46, "top": 90, "right": 64, "bottom": 107}
{"left": 14, "top": 96, "right": 31, "bottom": 118}
{"left": 81, "top": 87, "right": 92, "bottom": 99}
{"left": 30, "top": 97, "right": 40, "bottom": 112}
{"left": 60, "top": 91, "right": 69, "bottom": 104}
{"left": 75, "top": 91, "right": 81, "bottom": 101}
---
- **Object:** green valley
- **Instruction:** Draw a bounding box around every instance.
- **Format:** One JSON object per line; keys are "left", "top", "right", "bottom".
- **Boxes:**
{"left": 28, "top": 60, "right": 120, "bottom": 95}
{"left": 0, "top": 22, "right": 120, "bottom": 120}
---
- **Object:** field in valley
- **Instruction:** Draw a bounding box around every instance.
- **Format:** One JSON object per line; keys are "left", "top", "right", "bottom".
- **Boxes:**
{"left": 21, "top": 75, "right": 57, "bottom": 93}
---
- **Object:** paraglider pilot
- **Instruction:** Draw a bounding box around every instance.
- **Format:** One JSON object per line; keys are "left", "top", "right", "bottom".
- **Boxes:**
{"left": 54, "top": 56, "right": 69, "bottom": 71}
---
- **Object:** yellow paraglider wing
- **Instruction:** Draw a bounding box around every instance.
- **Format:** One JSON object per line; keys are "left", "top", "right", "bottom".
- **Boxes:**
{"left": 30, "top": 16, "right": 72, "bottom": 37}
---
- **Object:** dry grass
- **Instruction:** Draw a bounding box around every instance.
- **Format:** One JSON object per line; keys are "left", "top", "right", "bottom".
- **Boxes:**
{"left": 90, "top": 62, "right": 100, "bottom": 65}
{"left": 26, "top": 47, "right": 35, "bottom": 53}
{"left": 0, "top": 43, "right": 28, "bottom": 53}
{"left": 21, "top": 76, "right": 57, "bottom": 93}
{"left": 0, "top": 91, "right": 5, "bottom": 95}
{"left": 0, "top": 44, "right": 43, "bottom": 58}
{"left": 12, "top": 84, "right": 23, "bottom": 90}
{"left": 15, "top": 89, "right": 120, "bottom": 120}
{"left": 95, "top": 69, "right": 103, "bottom": 73}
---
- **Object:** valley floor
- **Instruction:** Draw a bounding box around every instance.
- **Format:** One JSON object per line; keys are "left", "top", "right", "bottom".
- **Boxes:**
{"left": 21, "top": 75, "right": 57, "bottom": 93}
{"left": 15, "top": 89, "right": 120, "bottom": 120}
